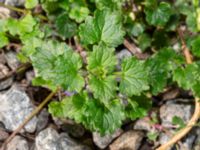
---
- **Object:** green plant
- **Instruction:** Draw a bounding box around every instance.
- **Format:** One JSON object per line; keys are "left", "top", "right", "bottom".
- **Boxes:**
{"left": 0, "top": 0, "right": 200, "bottom": 148}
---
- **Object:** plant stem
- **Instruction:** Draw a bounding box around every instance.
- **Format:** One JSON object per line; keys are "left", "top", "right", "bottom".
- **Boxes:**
{"left": 33, "top": 13, "right": 48, "bottom": 21}
{"left": 0, "top": 2, "right": 48, "bottom": 21}
{"left": 0, "top": 88, "right": 59, "bottom": 150}
{"left": 0, "top": 2, "right": 27, "bottom": 14}
{"left": 156, "top": 28, "right": 200, "bottom": 150}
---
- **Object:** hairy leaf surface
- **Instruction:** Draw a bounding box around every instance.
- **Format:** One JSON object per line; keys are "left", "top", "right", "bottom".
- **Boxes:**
{"left": 31, "top": 41, "right": 84, "bottom": 92}
{"left": 55, "top": 13, "right": 77, "bottom": 39}
{"left": 119, "top": 57, "right": 149, "bottom": 96}
{"left": 79, "top": 9, "right": 125, "bottom": 47}
{"left": 49, "top": 93, "right": 125, "bottom": 134}
{"left": 145, "top": 2, "right": 172, "bottom": 26}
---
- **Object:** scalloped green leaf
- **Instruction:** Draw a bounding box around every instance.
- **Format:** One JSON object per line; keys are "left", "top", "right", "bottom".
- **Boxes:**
{"left": 145, "top": 2, "right": 172, "bottom": 26}
{"left": 84, "top": 98, "right": 125, "bottom": 135}
{"left": 87, "top": 44, "right": 117, "bottom": 75}
{"left": 173, "top": 63, "right": 198, "bottom": 90}
{"left": 69, "top": 7, "right": 90, "bottom": 23}
{"left": 191, "top": 36, "right": 200, "bottom": 57}
{"left": 49, "top": 93, "right": 125, "bottom": 135}
{"left": 119, "top": 57, "right": 149, "bottom": 96}
{"left": 93, "top": 0, "right": 124, "bottom": 10}
{"left": 19, "top": 14, "right": 37, "bottom": 33}
{"left": 173, "top": 62, "right": 200, "bottom": 97}
{"left": 25, "top": 0, "right": 38, "bottom": 9}
{"left": 55, "top": 13, "right": 77, "bottom": 39}
{"left": 88, "top": 75, "right": 117, "bottom": 101}
{"left": 0, "top": 32, "right": 9, "bottom": 48}
{"left": 125, "top": 95, "right": 152, "bottom": 120}
{"left": 31, "top": 40, "right": 84, "bottom": 92}
{"left": 146, "top": 48, "right": 184, "bottom": 95}
{"left": 79, "top": 9, "right": 125, "bottom": 47}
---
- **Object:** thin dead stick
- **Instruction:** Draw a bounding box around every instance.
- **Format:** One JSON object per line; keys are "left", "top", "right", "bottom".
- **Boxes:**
{"left": 123, "top": 39, "right": 141, "bottom": 55}
{"left": 0, "top": 63, "right": 31, "bottom": 81}
{"left": 156, "top": 98, "right": 200, "bottom": 150}
{"left": 123, "top": 39, "right": 149, "bottom": 59}
{"left": 162, "top": 126, "right": 188, "bottom": 150}
{"left": 1, "top": 88, "right": 59, "bottom": 150}
{"left": 177, "top": 28, "right": 193, "bottom": 64}
{"left": 0, "top": 2, "right": 26, "bottom": 13}
{"left": 156, "top": 28, "right": 200, "bottom": 150}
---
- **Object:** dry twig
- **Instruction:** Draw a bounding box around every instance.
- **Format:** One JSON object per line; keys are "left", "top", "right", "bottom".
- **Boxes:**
{"left": 123, "top": 39, "right": 149, "bottom": 59}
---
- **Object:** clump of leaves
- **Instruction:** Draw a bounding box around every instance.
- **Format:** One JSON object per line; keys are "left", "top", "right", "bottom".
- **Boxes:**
{"left": 0, "top": 0, "right": 200, "bottom": 135}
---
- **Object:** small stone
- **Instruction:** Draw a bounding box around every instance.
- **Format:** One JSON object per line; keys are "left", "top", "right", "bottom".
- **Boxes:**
{"left": 36, "top": 109, "right": 49, "bottom": 132}
{"left": 59, "top": 133, "right": 91, "bottom": 150}
{"left": 182, "top": 132, "right": 196, "bottom": 150}
{"left": 159, "top": 131, "right": 196, "bottom": 150}
{"left": 5, "top": 0, "right": 25, "bottom": 6}
{"left": 35, "top": 127, "right": 91, "bottom": 150}
{"left": 0, "top": 64, "right": 9, "bottom": 79}
{"left": 5, "top": 51, "right": 20, "bottom": 71}
{"left": 6, "top": 136, "right": 29, "bottom": 150}
{"left": 52, "top": 117, "right": 66, "bottom": 127}
{"left": 0, "top": 64, "right": 13, "bottom": 91}
{"left": 0, "top": 89, "right": 38, "bottom": 133}
{"left": 35, "top": 127, "right": 60, "bottom": 150}
{"left": 158, "top": 133, "right": 171, "bottom": 150}
{"left": 173, "top": 42, "right": 181, "bottom": 52}
{"left": 116, "top": 49, "right": 132, "bottom": 70}
{"left": 93, "top": 129, "right": 123, "bottom": 149}
{"left": 0, "top": 7, "right": 10, "bottom": 19}
{"left": 194, "top": 128, "right": 200, "bottom": 150}
{"left": 117, "top": 49, "right": 132, "bottom": 60}
{"left": 160, "top": 101, "right": 193, "bottom": 127}
{"left": 0, "top": 52, "right": 6, "bottom": 64}
{"left": 109, "top": 130, "right": 144, "bottom": 150}
{"left": 26, "top": 71, "right": 35, "bottom": 85}
{"left": 0, "top": 77, "right": 13, "bottom": 91}
{"left": 134, "top": 118, "right": 152, "bottom": 132}
{"left": 159, "top": 101, "right": 194, "bottom": 150}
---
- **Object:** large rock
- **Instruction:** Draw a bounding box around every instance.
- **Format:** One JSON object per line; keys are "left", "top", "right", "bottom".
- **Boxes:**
{"left": 35, "top": 127, "right": 91, "bottom": 150}
{"left": 6, "top": 136, "right": 29, "bottom": 150}
{"left": 93, "top": 129, "right": 123, "bottom": 149}
{"left": 36, "top": 109, "right": 49, "bottom": 132}
{"left": 0, "top": 89, "right": 38, "bottom": 132}
{"left": 159, "top": 100, "right": 194, "bottom": 150}
{"left": 160, "top": 101, "right": 193, "bottom": 127}
{"left": 109, "top": 130, "right": 144, "bottom": 150}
